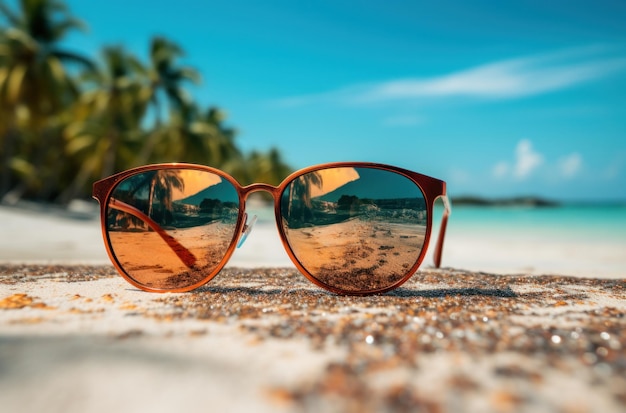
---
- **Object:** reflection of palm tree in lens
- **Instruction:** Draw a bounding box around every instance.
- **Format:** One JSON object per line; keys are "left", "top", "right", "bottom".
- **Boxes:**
{"left": 147, "top": 170, "right": 184, "bottom": 223}
{"left": 118, "top": 171, "right": 184, "bottom": 224}
{"left": 288, "top": 172, "right": 322, "bottom": 223}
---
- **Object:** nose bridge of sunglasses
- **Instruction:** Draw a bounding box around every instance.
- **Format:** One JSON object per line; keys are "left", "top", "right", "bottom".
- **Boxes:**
{"left": 236, "top": 212, "right": 258, "bottom": 248}
{"left": 241, "top": 182, "right": 280, "bottom": 198}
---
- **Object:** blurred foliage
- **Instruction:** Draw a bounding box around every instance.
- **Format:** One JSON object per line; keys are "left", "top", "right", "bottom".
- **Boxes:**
{"left": 0, "top": 0, "right": 292, "bottom": 204}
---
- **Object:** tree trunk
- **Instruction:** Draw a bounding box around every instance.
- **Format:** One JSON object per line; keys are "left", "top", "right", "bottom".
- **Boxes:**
{"left": 101, "top": 130, "right": 118, "bottom": 181}
{"left": 0, "top": 127, "right": 18, "bottom": 199}
{"left": 148, "top": 175, "right": 157, "bottom": 219}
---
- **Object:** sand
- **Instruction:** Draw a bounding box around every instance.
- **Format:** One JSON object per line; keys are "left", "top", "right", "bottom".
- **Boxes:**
{"left": 1, "top": 203, "right": 625, "bottom": 412}
{"left": 284, "top": 219, "right": 426, "bottom": 292}
{"left": 1, "top": 265, "right": 625, "bottom": 413}
{"left": 108, "top": 223, "right": 237, "bottom": 289}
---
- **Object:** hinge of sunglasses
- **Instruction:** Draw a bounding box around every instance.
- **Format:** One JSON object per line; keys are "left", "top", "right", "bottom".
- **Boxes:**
{"left": 237, "top": 213, "right": 258, "bottom": 248}
{"left": 433, "top": 194, "right": 451, "bottom": 268}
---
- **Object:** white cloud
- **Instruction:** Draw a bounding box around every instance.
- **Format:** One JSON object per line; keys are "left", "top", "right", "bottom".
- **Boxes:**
{"left": 558, "top": 153, "right": 583, "bottom": 178}
{"left": 494, "top": 141, "right": 587, "bottom": 182}
{"left": 362, "top": 52, "right": 625, "bottom": 102}
{"left": 276, "top": 45, "right": 626, "bottom": 106}
{"left": 514, "top": 139, "right": 544, "bottom": 179}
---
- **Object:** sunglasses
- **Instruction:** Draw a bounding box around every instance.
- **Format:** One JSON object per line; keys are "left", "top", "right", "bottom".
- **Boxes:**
{"left": 93, "top": 162, "right": 450, "bottom": 295}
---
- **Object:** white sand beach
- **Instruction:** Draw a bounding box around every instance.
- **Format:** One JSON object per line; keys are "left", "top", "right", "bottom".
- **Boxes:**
{"left": 1, "top": 202, "right": 625, "bottom": 413}
{"left": 0, "top": 201, "right": 624, "bottom": 278}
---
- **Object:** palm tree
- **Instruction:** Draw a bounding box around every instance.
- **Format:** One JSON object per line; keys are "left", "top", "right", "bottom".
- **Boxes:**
{"left": 150, "top": 103, "right": 245, "bottom": 172}
{"left": 106, "top": 169, "right": 184, "bottom": 227}
{"left": 287, "top": 170, "right": 322, "bottom": 222}
{"left": 86, "top": 46, "right": 147, "bottom": 178}
{"left": 201, "top": 107, "right": 241, "bottom": 168}
{"left": 147, "top": 169, "right": 184, "bottom": 223}
{"left": 135, "top": 36, "right": 200, "bottom": 165}
{"left": 235, "top": 147, "right": 292, "bottom": 185}
{"left": 0, "top": 0, "right": 93, "bottom": 200}
{"left": 57, "top": 45, "right": 148, "bottom": 203}
{"left": 1, "top": 2, "right": 295, "bottom": 203}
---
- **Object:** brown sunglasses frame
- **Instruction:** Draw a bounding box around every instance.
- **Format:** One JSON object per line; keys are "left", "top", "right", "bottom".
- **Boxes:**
{"left": 93, "top": 162, "right": 450, "bottom": 295}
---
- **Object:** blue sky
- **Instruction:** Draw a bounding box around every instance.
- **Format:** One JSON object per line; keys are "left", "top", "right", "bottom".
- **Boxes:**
{"left": 32, "top": 1, "right": 626, "bottom": 199}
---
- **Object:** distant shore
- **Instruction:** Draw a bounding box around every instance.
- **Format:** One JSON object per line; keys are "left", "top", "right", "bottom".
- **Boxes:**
{"left": 451, "top": 195, "right": 560, "bottom": 207}
{"left": 451, "top": 195, "right": 626, "bottom": 208}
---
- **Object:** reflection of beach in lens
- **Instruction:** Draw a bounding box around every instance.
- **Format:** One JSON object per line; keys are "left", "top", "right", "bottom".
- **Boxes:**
{"left": 106, "top": 169, "right": 240, "bottom": 290}
{"left": 284, "top": 220, "right": 426, "bottom": 291}
{"left": 281, "top": 167, "right": 428, "bottom": 292}
{"left": 109, "top": 223, "right": 235, "bottom": 289}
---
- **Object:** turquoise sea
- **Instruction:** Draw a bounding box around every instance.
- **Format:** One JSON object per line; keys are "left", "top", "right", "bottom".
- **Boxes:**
{"left": 250, "top": 202, "right": 626, "bottom": 244}
{"left": 441, "top": 204, "right": 626, "bottom": 243}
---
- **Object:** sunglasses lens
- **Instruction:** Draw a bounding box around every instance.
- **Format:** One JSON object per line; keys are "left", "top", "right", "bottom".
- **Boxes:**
{"left": 280, "top": 166, "right": 428, "bottom": 292}
{"left": 105, "top": 169, "right": 240, "bottom": 290}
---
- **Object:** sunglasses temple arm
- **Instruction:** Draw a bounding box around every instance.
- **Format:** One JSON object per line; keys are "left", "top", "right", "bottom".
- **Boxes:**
{"left": 108, "top": 198, "right": 197, "bottom": 268}
{"left": 433, "top": 194, "right": 451, "bottom": 268}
